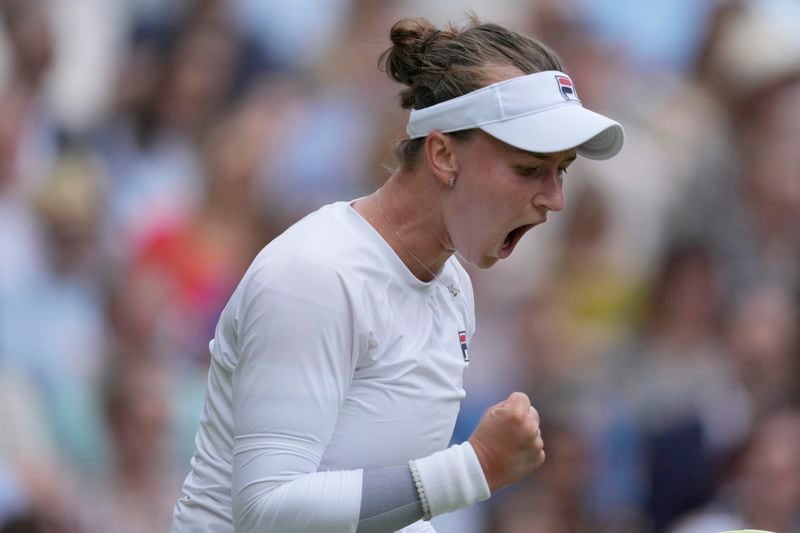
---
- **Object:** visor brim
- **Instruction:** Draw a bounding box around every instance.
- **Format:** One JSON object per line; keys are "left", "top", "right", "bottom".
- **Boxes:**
{"left": 479, "top": 105, "right": 624, "bottom": 160}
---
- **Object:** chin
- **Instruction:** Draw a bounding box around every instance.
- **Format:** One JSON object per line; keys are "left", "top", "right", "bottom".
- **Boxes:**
{"left": 472, "top": 255, "right": 499, "bottom": 269}
{"left": 456, "top": 245, "right": 499, "bottom": 269}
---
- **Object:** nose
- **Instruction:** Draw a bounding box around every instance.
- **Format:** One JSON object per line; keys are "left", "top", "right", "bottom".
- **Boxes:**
{"left": 533, "top": 169, "right": 565, "bottom": 213}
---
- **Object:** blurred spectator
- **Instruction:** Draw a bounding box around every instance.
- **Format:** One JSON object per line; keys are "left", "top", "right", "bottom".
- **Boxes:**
{"left": 0, "top": 0, "right": 60, "bottom": 197}
{"left": 92, "top": 10, "right": 247, "bottom": 264}
{"left": 670, "top": 1, "right": 800, "bottom": 299}
{"left": 613, "top": 242, "right": 751, "bottom": 530}
{"left": 112, "top": 99, "right": 273, "bottom": 365}
{"left": 253, "top": 0, "right": 404, "bottom": 221}
{"left": 0, "top": 370, "right": 79, "bottom": 533}
{"left": 723, "top": 282, "right": 799, "bottom": 417}
{"left": 670, "top": 408, "right": 800, "bottom": 533}
{"left": 672, "top": 78, "right": 800, "bottom": 298}
{"left": 544, "top": 183, "right": 645, "bottom": 359}
{"left": 0, "top": 365, "right": 57, "bottom": 487}
{"left": 695, "top": 0, "right": 800, "bottom": 118}
{"left": 77, "top": 358, "right": 180, "bottom": 533}
{"left": 1, "top": 148, "right": 108, "bottom": 473}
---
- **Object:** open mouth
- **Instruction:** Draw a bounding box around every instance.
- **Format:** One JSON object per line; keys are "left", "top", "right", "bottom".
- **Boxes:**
{"left": 499, "top": 223, "right": 535, "bottom": 258}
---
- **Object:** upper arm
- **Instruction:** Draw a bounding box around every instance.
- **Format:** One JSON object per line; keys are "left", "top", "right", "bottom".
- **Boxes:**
{"left": 231, "top": 256, "right": 363, "bottom": 531}
{"left": 233, "top": 257, "right": 355, "bottom": 439}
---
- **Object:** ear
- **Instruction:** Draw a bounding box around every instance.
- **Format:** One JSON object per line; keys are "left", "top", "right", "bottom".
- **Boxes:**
{"left": 424, "top": 132, "right": 459, "bottom": 187}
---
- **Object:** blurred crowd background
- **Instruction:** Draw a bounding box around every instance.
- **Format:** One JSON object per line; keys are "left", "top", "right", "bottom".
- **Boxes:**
{"left": 0, "top": 0, "right": 798, "bottom": 532}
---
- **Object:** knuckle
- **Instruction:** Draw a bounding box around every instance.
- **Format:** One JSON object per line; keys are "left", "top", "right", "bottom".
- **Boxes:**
{"left": 505, "top": 409, "right": 526, "bottom": 423}
{"left": 539, "top": 450, "right": 546, "bottom": 465}
{"left": 510, "top": 410, "right": 527, "bottom": 424}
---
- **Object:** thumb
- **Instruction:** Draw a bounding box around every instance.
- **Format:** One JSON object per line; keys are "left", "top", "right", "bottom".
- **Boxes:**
{"left": 504, "top": 392, "right": 531, "bottom": 412}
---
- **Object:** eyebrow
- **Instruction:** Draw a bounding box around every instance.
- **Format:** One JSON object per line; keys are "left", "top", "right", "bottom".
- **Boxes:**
{"left": 510, "top": 147, "right": 577, "bottom": 162}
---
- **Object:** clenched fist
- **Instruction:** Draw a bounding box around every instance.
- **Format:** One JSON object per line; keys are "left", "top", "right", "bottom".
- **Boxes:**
{"left": 468, "top": 392, "right": 545, "bottom": 492}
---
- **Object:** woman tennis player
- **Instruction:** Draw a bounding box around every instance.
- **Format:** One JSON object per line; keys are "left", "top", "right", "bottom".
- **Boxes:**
{"left": 172, "top": 16, "right": 623, "bottom": 533}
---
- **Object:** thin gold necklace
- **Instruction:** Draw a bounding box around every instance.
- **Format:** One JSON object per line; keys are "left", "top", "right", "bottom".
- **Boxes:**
{"left": 375, "top": 188, "right": 460, "bottom": 297}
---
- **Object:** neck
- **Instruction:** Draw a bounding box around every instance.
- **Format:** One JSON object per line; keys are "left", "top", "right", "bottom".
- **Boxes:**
{"left": 355, "top": 169, "right": 452, "bottom": 282}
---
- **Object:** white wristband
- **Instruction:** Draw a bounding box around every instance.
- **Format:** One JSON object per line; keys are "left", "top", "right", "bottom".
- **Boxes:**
{"left": 408, "top": 442, "right": 491, "bottom": 519}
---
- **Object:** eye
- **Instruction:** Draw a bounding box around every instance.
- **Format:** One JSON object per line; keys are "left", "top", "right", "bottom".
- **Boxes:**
{"left": 516, "top": 166, "right": 542, "bottom": 177}
{"left": 558, "top": 167, "right": 569, "bottom": 177}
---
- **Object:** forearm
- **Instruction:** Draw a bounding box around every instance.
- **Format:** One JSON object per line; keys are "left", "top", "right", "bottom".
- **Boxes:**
{"left": 357, "top": 466, "right": 423, "bottom": 533}
{"left": 359, "top": 441, "right": 491, "bottom": 531}
{"left": 233, "top": 466, "right": 362, "bottom": 531}
{"left": 233, "top": 442, "right": 490, "bottom": 533}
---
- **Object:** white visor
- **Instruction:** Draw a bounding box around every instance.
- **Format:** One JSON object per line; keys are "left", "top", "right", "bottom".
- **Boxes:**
{"left": 406, "top": 71, "right": 624, "bottom": 160}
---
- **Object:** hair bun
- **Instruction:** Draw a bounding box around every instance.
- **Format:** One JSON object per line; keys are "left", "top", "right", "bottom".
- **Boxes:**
{"left": 380, "top": 17, "right": 442, "bottom": 98}
{"left": 380, "top": 15, "right": 563, "bottom": 112}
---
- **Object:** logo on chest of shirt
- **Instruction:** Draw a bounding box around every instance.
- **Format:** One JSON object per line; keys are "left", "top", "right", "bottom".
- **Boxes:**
{"left": 458, "top": 330, "right": 469, "bottom": 363}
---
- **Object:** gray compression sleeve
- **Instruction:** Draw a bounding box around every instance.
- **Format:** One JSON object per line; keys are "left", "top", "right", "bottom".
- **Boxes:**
{"left": 356, "top": 465, "right": 424, "bottom": 533}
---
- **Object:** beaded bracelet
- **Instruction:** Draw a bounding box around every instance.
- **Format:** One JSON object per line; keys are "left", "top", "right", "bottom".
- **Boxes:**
{"left": 408, "top": 459, "right": 432, "bottom": 521}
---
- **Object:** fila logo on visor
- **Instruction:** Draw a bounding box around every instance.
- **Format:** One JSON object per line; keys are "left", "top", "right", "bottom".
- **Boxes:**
{"left": 555, "top": 75, "right": 579, "bottom": 102}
